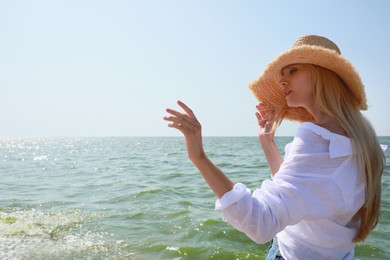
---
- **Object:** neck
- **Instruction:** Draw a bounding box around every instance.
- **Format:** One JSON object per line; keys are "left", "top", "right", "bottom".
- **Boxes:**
{"left": 306, "top": 107, "right": 348, "bottom": 137}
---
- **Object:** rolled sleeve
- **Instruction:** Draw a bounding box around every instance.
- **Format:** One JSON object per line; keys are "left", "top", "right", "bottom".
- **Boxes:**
{"left": 215, "top": 183, "right": 251, "bottom": 210}
{"left": 214, "top": 181, "right": 291, "bottom": 244}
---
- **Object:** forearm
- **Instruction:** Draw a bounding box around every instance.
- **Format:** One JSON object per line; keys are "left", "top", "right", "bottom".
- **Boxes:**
{"left": 164, "top": 101, "right": 234, "bottom": 199}
{"left": 260, "top": 139, "right": 283, "bottom": 176}
{"left": 191, "top": 155, "right": 234, "bottom": 199}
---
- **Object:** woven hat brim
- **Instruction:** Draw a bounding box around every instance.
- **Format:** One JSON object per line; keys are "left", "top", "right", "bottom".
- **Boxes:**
{"left": 249, "top": 45, "right": 367, "bottom": 123}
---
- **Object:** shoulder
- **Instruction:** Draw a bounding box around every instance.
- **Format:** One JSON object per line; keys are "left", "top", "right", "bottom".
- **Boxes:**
{"left": 289, "top": 122, "right": 353, "bottom": 158}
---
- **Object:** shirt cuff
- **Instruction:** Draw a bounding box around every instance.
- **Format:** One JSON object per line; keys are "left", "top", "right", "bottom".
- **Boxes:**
{"left": 215, "top": 183, "right": 251, "bottom": 211}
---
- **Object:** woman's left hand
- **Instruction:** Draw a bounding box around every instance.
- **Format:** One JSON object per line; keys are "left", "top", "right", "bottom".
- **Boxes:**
{"left": 164, "top": 100, "right": 206, "bottom": 162}
{"left": 256, "top": 103, "right": 275, "bottom": 141}
{"left": 255, "top": 103, "right": 282, "bottom": 175}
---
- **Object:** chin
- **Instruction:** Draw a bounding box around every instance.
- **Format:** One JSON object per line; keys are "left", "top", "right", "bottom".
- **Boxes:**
{"left": 286, "top": 101, "right": 297, "bottom": 108}
{"left": 285, "top": 99, "right": 302, "bottom": 108}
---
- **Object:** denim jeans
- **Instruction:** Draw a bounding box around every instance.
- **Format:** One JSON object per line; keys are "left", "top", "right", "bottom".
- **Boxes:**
{"left": 266, "top": 237, "right": 285, "bottom": 260}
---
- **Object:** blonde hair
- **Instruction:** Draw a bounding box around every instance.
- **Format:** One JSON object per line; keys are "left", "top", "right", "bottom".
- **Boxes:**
{"left": 307, "top": 64, "right": 385, "bottom": 242}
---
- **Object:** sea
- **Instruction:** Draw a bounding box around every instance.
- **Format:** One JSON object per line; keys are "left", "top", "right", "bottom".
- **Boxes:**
{"left": 0, "top": 136, "right": 389, "bottom": 260}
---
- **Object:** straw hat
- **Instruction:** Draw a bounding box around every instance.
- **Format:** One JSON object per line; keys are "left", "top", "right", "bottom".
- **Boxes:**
{"left": 249, "top": 35, "right": 367, "bottom": 122}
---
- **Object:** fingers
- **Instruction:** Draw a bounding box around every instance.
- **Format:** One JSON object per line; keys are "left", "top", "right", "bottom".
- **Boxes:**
{"left": 177, "top": 100, "right": 197, "bottom": 120}
{"left": 256, "top": 103, "right": 269, "bottom": 120}
{"left": 165, "top": 107, "right": 199, "bottom": 128}
{"left": 255, "top": 103, "right": 274, "bottom": 125}
{"left": 164, "top": 101, "right": 200, "bottom": 131}
{"left": 164, "top": 116, "right": 194, "bottom": 134}
{"left": 256, "top": 112, "right": 269, "bottom": 128}
{"left": 256, "top": 104, "right": 276, "bottom": 136}
{"left": 166, "top": 100, "right": 195, "bottom": 120}
{"left": 165, "top": 108, "right": 186, "bottom": 119}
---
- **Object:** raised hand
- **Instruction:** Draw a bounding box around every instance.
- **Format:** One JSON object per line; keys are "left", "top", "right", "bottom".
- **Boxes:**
{"left": 163, "top": 100, "right": 234, "bottom": 198}
{"left": 164, "top": 100, "right": 205, "bottom": 162}
{"left": 255, "top": 103, "right": 282, "bottom": 176}
{"left": 255, "top": 103, "right": 276, "bottom": 141}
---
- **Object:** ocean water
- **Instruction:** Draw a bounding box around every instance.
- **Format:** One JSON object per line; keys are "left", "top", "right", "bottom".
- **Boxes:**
{"left": 0, "top": 136, "right": 389, "bottom": 260}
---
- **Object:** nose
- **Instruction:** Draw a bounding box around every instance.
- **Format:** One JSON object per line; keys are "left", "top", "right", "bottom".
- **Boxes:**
{"left": 279, "top": 78, "right": 288, "bottom": 89}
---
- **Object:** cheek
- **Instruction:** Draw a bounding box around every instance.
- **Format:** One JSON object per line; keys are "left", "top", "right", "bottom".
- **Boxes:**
{"left": 296, "top": 75, "right": 314, "bottom": 95}
{"left": 303, "top": 82, "right": 314, "bottom": 96}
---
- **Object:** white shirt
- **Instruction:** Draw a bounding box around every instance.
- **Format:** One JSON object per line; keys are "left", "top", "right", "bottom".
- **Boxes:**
{"left": 215, "top": 123, "right": 365, "bottom": 260}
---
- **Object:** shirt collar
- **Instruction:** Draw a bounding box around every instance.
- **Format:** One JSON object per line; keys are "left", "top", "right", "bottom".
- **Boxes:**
{"left": 300, "top": 122, "right": 354, "bottom": 159}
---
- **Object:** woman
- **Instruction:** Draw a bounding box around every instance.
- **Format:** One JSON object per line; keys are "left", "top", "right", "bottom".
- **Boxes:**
{"left": 163, "top": 35, "right": 385, "bottom": 259}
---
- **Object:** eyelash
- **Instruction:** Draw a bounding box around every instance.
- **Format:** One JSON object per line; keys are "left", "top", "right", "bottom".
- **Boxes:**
{"left": 289, "top": 68, "right": 297, "bottom": 74}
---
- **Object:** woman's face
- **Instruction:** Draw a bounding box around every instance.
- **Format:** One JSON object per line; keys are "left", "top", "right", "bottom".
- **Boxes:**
{"left": 279, "top": 64, "right": 314, "bottom": 110}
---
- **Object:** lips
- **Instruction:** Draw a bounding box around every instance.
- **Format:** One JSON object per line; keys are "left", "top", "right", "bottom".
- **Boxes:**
{"left": 284, "top": 90, "right": 292, "bottom": 96}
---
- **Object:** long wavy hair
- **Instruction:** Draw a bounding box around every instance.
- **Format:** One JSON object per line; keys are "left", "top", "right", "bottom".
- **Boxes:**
{"left": 303, "top": 64, "right": 385, "bottom": 242}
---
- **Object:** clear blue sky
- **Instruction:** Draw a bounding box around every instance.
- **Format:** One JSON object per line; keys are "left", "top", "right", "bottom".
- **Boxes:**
{"left": 1, "top": 0, "right": 389, "bottom": 137}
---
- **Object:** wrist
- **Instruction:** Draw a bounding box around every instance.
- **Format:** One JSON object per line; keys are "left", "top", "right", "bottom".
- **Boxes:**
{"left": 189, "top": 151, "right": 207, "bottom": 164}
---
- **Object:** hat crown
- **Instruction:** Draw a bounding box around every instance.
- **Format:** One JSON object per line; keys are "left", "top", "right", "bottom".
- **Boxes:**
{"left": 293, "top": 35, "right": 341, "bottom": 54}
